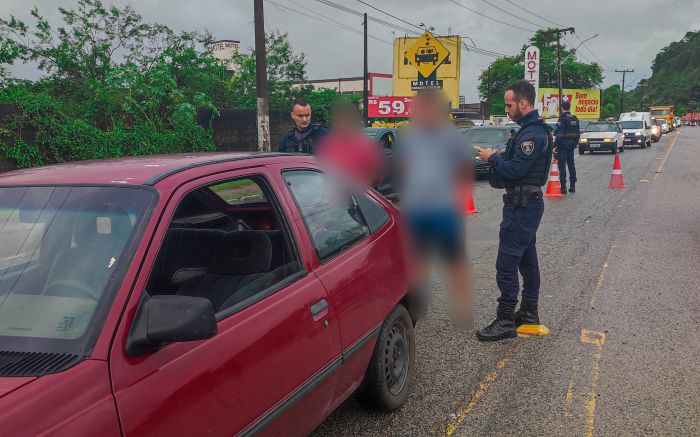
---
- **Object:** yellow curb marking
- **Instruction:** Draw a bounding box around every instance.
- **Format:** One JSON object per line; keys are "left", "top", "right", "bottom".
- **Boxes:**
{"left": 444, "top": 350, "right": 513, "bottom": 436}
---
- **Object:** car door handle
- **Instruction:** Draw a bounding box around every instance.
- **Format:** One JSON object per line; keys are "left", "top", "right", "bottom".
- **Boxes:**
{"left": 310, "top": 299, "right": 328, "bottom": 316}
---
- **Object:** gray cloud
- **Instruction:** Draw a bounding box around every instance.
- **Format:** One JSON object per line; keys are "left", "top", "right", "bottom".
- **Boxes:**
{"left": 3, "top": 0, "right": 699, "bottom": 101}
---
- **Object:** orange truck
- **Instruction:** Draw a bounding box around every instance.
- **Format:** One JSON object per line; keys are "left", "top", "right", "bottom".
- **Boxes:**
{"left": 650, "top": 106, "right": 675, "bottom": 130}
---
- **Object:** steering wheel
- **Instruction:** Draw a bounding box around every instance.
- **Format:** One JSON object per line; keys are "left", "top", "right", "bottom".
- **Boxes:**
{"left": 44, "top": 279, "right": 100, "bottom": 300}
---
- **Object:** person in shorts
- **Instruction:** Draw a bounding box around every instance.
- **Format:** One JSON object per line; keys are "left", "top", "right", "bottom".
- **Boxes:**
{"left": 396, "top": 89, "right": 474, "bottom": 329}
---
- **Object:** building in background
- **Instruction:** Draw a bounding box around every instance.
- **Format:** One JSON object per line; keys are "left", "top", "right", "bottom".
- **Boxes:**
{"left": 210, "top": 40, "right": 240, "bottom": 73}
{"left": 296, "top": 73, "right": 392, "bottom": 97}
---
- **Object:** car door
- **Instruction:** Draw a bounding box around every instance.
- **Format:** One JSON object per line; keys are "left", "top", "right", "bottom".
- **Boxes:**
{"left": 281, "top": 169, "right": 407, "bottom": 403}
{"left": 109, "top": 167, "right": 342, "bottom": 436}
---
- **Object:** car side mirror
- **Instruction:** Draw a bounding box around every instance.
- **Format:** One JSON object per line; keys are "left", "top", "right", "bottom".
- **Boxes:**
{"left": 126, "top": 295, "right": 217, "bottom": 357}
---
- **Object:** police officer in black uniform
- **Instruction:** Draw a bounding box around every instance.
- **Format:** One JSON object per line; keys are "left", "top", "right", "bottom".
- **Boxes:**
{"left": 554, "top": 100, "right": 580, "bottom": 194}
{"left": 278, "top": 98, "right": 328, "bottom": 154}
{"left": 474, "top": 80, "right": 553, "bottom": 341}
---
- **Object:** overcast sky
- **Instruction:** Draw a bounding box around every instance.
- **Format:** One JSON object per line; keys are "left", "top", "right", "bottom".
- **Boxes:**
{"left": 3, "top": 0, "right": 699, "bottom": 101}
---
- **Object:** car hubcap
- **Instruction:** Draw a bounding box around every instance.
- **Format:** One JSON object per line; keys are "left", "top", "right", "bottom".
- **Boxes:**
{"left": 384, "top": 322, "right": 408, "bottom": 396}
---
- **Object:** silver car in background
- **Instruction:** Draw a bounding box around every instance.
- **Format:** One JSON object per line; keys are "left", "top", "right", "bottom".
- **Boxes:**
{"left": 578, "top": 121, "right": 624, "bottom": 155}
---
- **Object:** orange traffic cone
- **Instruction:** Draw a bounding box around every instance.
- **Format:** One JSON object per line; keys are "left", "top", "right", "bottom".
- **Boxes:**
{"left": 608, "top": 154, "right": 626, "bottom": 188}
{"left": 544, "top": 159, "right": 563, "bottom": 197}
{"left": 462, "top": 183, "right": 479, "bottom": 214}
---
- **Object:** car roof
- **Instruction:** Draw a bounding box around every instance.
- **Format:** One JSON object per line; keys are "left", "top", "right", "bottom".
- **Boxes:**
{"left": 0, "top": 152, "right": 306, "bottom": 186}
{"left": 469, "top": 125, "right": 511, "bottom": 130}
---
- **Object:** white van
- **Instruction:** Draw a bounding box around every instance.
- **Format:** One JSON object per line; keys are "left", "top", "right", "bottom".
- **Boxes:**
{"left": 619, "top": 111, "right": 652, "bottom": 149}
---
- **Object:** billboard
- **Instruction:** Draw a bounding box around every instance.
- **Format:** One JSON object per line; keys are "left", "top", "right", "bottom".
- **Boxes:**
{"left": 524, "top": 46, "right": 541, "bottom": 113}
{"left": 392, "top": 32, "right": 461, "bottom": 109}
{"left": 367, "top": 96, "right": 412, "bottom": 118}
{"left": 539, "top": 88, "right": 601, "bottom": 119}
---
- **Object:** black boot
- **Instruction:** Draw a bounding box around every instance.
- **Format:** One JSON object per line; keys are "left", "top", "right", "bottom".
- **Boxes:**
{"left": 514, "top": 296, "right": 540, "bottom": 327}
{"left": 569, "top": 182, "right": 576, "bottom": 193}
{"left": 476, "top": 304, "right": 517, "bottom": 341}
{"left": 560, "top": 185, "right": 567, "bottom": 195}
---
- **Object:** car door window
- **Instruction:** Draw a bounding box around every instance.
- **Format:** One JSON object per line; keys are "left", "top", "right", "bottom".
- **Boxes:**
{"left": 146, "top": 175, "right": 302, "bottom": 316}
{"left": 355, "top": 193, "right": 389, "bottom": 233}
{"left": 283, "top": 170, "right": 369, "bottom": 261}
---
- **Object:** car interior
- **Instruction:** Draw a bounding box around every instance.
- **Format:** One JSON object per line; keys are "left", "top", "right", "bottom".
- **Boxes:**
{"left": 145, "top": 176, "right": 302, "bottom": 314}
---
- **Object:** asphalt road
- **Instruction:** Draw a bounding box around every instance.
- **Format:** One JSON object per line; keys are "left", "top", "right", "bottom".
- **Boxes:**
{"left": 313, "top": 127, "right": 700, "bottom": 437}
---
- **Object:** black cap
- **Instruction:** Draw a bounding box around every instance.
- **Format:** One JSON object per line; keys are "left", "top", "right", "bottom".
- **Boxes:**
{"left": 562, "top": 101, "right": 571, "bottom": 110}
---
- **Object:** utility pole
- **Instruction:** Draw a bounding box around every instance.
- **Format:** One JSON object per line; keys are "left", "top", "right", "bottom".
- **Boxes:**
{"left": 485, "top": 65, "right": 492, "bottom": 122}
{"left": 615, "top": 68, "right": 634, "bottom": 115}
{"left": 254, "top": 0, "right": 270, "bottom": 151}
{"left": 639, "top": 80, "right": 645, "bottom": 111}
{"left": 543, "top": 27, "right": 575, "bottom": 116}
{"left": 363, "top": 13, "right": 369, "bottom": 127}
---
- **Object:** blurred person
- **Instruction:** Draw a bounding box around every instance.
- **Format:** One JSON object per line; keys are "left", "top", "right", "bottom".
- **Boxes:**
{"left": 474, "top": 80, "right": 552, "bottom": 341}
{"left": 553, "top": 101, "right": 580, "bottom": 194}
{"left": 396, "top": 88, "right": 474, "bottom": 330}
{"left": 278, "top": 98, "right": 328, "bottom": 153}
{"left": 316, "top": 99, "right": 383, "bottom": 190}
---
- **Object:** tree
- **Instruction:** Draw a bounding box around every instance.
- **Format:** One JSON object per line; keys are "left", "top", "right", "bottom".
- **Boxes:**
{"left": 478, "top": 29, "right": 603, "bottom": 116}
{"left": 228, "top": 31, "right": 311, "bottom": 110}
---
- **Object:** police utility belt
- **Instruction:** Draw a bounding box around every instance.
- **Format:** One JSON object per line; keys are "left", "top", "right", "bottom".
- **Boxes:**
{"left": 503, "top": 186, "right": 542, "bottom": 207}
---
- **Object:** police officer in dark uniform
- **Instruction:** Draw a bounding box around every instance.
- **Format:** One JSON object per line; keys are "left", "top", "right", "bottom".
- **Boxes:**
{"left": 474, "top": 80, "right": 553, "bottom": 341}
{"left": 554, "top": 101, "right": 580, "bottom": 194}
{"left": 278, "top": 98, "right": 328, "bottom": 153}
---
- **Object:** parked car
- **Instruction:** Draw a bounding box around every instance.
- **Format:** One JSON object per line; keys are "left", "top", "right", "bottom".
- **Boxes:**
{"left": 619, "top": 111, "right": 652, "bottom": 148}
{"left": 0, "top": 153, "right": 421, "bottom": 436}
{"left": 579, "top": 121, "right": 624, "bottom": 154}
{"left": 364, "top": 127, "right": 399, "bottom": 200}
{"left": 460, "top": 125, "right": 512, "bottom": 176}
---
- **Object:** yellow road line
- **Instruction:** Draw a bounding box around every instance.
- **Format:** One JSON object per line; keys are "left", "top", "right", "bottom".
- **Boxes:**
{"left": 580, "top": 330, "right": 606, "bottom": 437}
{"left": 654, "top": 130, "right": 681, "bottom": 179}
{"left": 589, "top": 259, "right": 609, "bottom": 307}
{"left": 444, "top": 350, "right": 513, "bottom": 436}
{"left": 563, "top": 356, "right": 580, "bottom": 417}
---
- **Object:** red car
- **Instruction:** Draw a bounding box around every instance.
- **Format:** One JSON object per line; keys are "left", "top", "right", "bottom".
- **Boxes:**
{"left": 0, "top": 153, "right": 422, "bottom": 436}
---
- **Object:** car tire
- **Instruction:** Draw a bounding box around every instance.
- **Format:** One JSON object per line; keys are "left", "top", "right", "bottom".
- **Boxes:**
{"left": 579, "top": 148, "right": 585, "bottom": 155}
{"left": 356, "top": 304, "right": 415, "bottom": 412}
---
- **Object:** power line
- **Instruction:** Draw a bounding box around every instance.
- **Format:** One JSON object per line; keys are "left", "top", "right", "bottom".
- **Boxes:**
{"left": 266, "top": 0, "right": 392, "bottom": 45}
{"left": 573, "top": 32, "right": 613, "bottom": 70}
{"left": 355, "top": 0, "right": 425, "bottom": 33}
{"left": 447, "top": 0, "right": 536, "bottom": 33}
{"left": 475, "top": 0, "right": 545, "bottom": 29}
{"left": 503, "top": 0, "right": 565, "bottom": 28}
{"left": 315, "top": 0, "right": 418, "bottom": 36}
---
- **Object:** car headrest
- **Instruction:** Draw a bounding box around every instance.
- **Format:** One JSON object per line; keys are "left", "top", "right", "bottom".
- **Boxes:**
{"left": 210, "top": 231, "right": 272, "bottom": 276}
{"left": 73, "top": 205, "right": 133, "bottom": 248}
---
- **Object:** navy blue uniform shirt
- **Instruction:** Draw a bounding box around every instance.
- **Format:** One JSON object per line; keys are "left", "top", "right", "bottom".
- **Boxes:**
{"left": 488, "top": 110, "right": 549, "bottom": 181}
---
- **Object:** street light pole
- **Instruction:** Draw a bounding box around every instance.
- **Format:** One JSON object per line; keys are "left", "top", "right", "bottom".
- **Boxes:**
{"left": 543, "top": 27, "right": 575, "bottom": 116}
{"left": 254, "top": 0, "right": 270, "bottom": 151}
{"left": 363, "top": 13, "right": 369, "bottom": 127}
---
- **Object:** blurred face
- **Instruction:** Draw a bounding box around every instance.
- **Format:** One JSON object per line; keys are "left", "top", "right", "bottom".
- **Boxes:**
{"left": 331, "top": 109, "right": 360, "bottom": 135}
{"left": 291, "top": 104, "right": 312, "bottom": 130}
{"left": 411, "top": 94, "right": 448, "bottom": 128}
{"left": 504, "top": 90, "right": 533, "bottom": 122}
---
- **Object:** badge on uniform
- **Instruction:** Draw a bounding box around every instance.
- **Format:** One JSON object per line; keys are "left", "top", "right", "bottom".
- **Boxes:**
{"left": 520, "top": 140, "right": 535, "bottom": 156}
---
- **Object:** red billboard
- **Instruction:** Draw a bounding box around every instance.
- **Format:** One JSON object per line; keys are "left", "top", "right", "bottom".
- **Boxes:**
{"left": 367, "top": 96, "right": 413, "bottom": 118}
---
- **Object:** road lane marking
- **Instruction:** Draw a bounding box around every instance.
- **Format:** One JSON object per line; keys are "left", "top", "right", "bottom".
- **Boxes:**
{"left": 654, "top": 130, "right": 681, "bottom": 179}
{"left": 564, "top": 356, "right": 580, "bottom": 417}
{"left": 639, "top": 179, "right": 650, "bottom": 184}
{"left": 589, "top": 258, "right": 609, "bottom": 308}
{"left": 580, "top": 330, "right": 606, "bottom": 437}
{"left": 444, "top": 350, "right": 513, "bottom": 436}
{"left": 563, "top": 330, "right": 607, "bottom": 436}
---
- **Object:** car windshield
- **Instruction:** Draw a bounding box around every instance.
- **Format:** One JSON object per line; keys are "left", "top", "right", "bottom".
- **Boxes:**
{"left": 619, "top": 121, "right": 643, "bottom": 129}
{"left": 586, "top": 123, "right": 617, "bottom": 132}
{"left": 651, "top": 109, "right": 671, "bottom": 116}
{"left": 0, "top": 186, "right": 154, "bottom": 356}
{"left": 463, "top": 128, "right": 509, "bottom": 144}
{"left": 656, "top": 119, "right": 668, "bottom": 125}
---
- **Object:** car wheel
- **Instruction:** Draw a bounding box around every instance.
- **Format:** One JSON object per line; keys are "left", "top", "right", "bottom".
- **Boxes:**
{"left": 356, "top": 304, "right": 415, "bottom": 412}
{"left": 579, "top": 148, "right": 585, "bottom": 155}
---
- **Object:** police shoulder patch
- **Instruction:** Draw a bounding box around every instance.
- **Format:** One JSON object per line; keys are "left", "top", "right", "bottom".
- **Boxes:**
{"left": 520, "top": 140, "right": 535, "bottom": 156}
